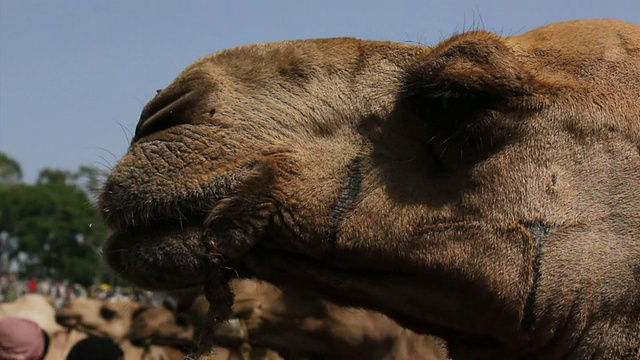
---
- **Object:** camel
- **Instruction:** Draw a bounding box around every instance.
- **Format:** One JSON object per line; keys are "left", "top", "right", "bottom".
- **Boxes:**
{"left": 127, "top": 305, "right": 196, "bottom": 356}
{"left": 139, "top": 279, "right": 447, "bottom": 359}
{"left": 127, "top": 300, "right": 280, "bottom": 360}
{"left": 55, "top": 297, "right": 143, "bottom": 341}
{"left": 99, "top": 19, "right": 640, "bottom": 359}
{"left": 221, "top": 279, "right": 447, "bottom": 360}
{"left": 55, "top": 297, "right": 175, "bottom": 360}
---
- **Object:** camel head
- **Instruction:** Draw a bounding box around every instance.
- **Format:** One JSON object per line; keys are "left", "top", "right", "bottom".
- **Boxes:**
{"left": 100, "top": 35, "right": 432, "bottom": 290}
{"left": 225, "top": 279, "right": 448, "bottom": 359}
{"left": 128, "top": 306, "right": 195, "bottom": 349}
{"left": 55, "top": 298, "right": 142, "bottom": 342}
{"left": 100, "top": 19, "right": 640, "bottom": 358}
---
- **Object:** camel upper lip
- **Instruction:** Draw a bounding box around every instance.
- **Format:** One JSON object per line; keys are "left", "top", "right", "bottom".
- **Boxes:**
{"left": 99, "top": 160, "right": 267, "bottom": 232}
{"left": 106, "top": 210, "right": 208, "bottom": 234}
{"left": 99, "top": 186, "right": 215, "bottom": 233}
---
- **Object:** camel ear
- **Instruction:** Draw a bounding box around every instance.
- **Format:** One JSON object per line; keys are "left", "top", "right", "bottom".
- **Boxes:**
{"left": 403, "top": 31, "right": 537, "bottom": 135}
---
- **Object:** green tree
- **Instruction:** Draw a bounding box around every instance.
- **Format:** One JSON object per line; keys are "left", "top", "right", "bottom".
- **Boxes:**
{"left": 0, "top": 166, "right": 109, "bottom": 286}
{"left": 0, "top": 151, "right": 22, "bottom": 184}
{"left": 37, "top": 168, "right": 72, "bottom": 185}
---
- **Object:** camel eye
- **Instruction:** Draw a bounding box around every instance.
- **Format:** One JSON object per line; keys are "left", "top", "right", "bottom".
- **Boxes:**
{"left": 100, "top": 307, "right": 118, "bottom": 321}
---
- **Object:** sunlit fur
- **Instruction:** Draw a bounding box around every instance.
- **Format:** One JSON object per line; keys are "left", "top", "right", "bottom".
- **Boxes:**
{"left": 100, "top": 19, "right": 640, "bottom": 359}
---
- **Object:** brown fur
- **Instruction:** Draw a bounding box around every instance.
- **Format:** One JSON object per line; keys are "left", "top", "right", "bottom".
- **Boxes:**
{"left": 100, "top": 19, "right": 640, "bottom": 359}
{"left": 225, "top": 279, "right": 447, "bottom": 360}
{"left": 128, "top": 306, "right": 195, "bottom": 357}
{"left": 55, "top": 298, "right": 175, "bottom": 360}
{"left": 128, "top": 299, "right": 282, "bottom": 360}
{"left": 161, "top": 279, "right": 447, "bottom": 359}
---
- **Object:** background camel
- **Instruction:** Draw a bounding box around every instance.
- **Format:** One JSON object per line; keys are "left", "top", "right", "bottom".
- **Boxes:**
{"left": 99, "top": 19, "right": 640, "bottom": 359}
{"left": 56, "top": 297, "right": 142, "bottom": 341}
{"left": 55, "top": 297, "right": 177, "bottom": 360}
{"left": 163, "top": 284, "right": 284, "bottom": 360}
{"left": 138, "top": 279, "right": 448, "bottom": 359}
{"left": 224, "top": 279, "right": 447, "bottom": 360}
{"left": 128, "top": 302, "right": 280, "bottom": 360}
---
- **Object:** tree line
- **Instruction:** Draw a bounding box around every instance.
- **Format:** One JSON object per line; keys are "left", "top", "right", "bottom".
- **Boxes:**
{"left": 0, "top": 151, "right": 116, "bottom": 286}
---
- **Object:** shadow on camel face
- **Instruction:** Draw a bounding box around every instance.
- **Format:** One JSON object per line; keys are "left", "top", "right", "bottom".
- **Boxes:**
{"left": 100, "top": 19, "right": 640, "bottom": 359}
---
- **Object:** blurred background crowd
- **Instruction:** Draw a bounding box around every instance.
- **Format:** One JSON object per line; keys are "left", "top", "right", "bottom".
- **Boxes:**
{"left": 0, "top": 275, "right": 165, "bottom": 308}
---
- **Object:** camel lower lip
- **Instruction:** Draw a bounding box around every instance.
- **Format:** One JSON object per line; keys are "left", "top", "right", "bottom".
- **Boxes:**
{"left": 103, "top": 224, "right": 223, "bottom": 290}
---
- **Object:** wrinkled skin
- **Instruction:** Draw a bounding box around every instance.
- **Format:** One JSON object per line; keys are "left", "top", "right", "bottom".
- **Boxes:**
{"left": 100, "top": 19, "right": 640, "bottom": 359}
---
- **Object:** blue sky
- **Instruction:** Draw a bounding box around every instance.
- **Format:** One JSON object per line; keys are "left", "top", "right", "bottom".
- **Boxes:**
{"left": 1, "top": 1, "right": 638, "bottom": 183}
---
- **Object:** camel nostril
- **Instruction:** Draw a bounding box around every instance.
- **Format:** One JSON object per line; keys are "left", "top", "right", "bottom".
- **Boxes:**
{"left": 132, "top": 88, "right": 196, "bottom": 143}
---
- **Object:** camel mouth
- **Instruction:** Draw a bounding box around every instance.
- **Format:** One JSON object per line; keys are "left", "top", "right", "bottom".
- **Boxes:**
{"left": 103, "top": 216, "right": 225, "bottom": 290}
{"left": 99, "top": 158, "right": 274, "bottom": 290}
{"left": 101, "top": 189, "right": 229, "bottom": 289}
{"left": 55, "top": 315, "right": 79, "bottom": 328}
{"left": 99, "top": 183, "right": 221, "bottom": 234}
